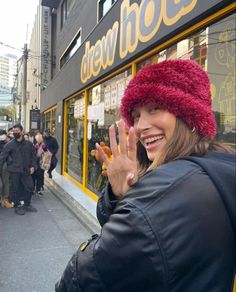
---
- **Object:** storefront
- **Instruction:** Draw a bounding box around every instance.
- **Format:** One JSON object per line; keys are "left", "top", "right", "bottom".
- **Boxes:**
{"left": 41, "top": 0, "right": 235, "bottom": 200}
{"left": 42, "top": 105, "right": 57, "bottom": 134}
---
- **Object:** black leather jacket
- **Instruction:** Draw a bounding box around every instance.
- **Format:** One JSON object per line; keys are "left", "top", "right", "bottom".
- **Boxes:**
{"left": 56, "top": 152, "right": 236, "bottom": 292}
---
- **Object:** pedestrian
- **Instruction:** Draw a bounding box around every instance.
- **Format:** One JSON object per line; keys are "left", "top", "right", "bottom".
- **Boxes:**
{"left": 0, "top": 124, "right": 37, "bottom": 215}
{"left": 32, "top": 129, "right": 40, "bottom": 144}
{"left": 33, "top": 133, "right": 46, "bottom": 196}
{"left": 43, "top": 128, "right": 59, "bottom": 178}
{"left": 55, "top": 59, "right": 236, "bottom": 292}
{"left": 0, "top": 129, "right": 13, "bottom": 208}
{"left": 7, "top": 127, "right": 14, "bottom": 139}
{"left": 24, "top": 132, "right": 30, "bottom": 141}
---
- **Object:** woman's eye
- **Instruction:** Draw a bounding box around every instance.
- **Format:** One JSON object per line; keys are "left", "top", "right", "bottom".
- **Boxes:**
{"left": 150, "top": 106, "right": 159, "bottom": 113}
{"left": 132, "top": 113, "right": 140, "bottom": 123}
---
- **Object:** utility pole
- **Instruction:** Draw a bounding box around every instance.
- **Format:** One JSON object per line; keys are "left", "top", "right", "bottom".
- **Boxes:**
{"left": 22, "top": 43, "right": 28, "bottom": 129}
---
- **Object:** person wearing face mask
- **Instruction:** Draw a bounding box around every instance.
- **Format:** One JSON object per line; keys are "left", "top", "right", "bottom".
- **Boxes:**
{"left": 0, "top": 129, "right": 13, "bottom": 208}
{"left": 55, "top": 60, "right": 235, "bottom": 292}
{"left": 0, "top": 124, "right": 37, "bottom": 215}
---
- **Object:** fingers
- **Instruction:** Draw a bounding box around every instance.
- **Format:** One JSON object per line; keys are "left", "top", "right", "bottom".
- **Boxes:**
{"left": 117, "top": 120, "right": 127, "bottom": 155}
{"left": 127, "top": 127, "right": 137, "bottom": 161}
{"left": 96, "top": 143, "right": 110, "bottom": 165}
{"left": 109, "top": 124, "right": 119, "bottom": 157}
{"left": 99, "top": 120, "right": 137, "bottom": 164}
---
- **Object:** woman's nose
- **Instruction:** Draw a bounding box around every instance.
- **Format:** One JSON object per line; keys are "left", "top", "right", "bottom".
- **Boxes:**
{"left": 135, "top": 113, "right": 151, "bottom": 133}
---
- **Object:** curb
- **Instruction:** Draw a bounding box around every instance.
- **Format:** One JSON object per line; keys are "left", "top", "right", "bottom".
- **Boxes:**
{"left": 45, "top": 177, "right": 101, "bottom": 235}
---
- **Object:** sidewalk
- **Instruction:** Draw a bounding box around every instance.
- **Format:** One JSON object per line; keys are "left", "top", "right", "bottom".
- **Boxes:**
{"left": 45, "top": 171, "right": 101, "bottom": 235}
{"left": 0, "top": 187, "right": 93, "bottom": 292}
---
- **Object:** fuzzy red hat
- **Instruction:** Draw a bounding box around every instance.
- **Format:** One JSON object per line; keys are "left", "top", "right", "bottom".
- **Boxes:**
{"left": 120, "top": 59, "right": 216, "bottom": 139}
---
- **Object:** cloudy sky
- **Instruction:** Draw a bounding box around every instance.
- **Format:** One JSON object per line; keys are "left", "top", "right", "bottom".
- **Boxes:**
{"left": 0, "top": 0, "right": 39, "bottom": 57}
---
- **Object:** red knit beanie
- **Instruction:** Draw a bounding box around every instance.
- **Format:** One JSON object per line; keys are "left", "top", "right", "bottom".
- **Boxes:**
{"left": 120, "top": 59, "right": 216, "bottom": 139}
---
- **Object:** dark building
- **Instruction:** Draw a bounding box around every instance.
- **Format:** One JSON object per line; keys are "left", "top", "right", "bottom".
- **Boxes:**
{"left": 40, "top": 0, "right": 236, "bottom": 200}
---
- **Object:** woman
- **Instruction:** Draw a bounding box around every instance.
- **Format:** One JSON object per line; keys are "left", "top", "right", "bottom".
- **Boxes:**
{"left": 56, "top": 59, "right": 236, "bottom": 291}
{"left": 33, "top": 133, "right": 46, "bottom": 196}
{"left": 24, "top": 132, "right": 30, "bottom": 141}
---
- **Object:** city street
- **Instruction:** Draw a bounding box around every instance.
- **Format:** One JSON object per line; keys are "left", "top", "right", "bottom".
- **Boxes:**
{"left": 0, "top": 187, "right": 93, "bottom": 292}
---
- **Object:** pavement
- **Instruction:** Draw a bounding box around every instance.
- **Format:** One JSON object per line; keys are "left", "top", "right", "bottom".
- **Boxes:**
{"left": 0, "top": 187, "right": 97, "bottom": 292}
{"left": 45, "top": 172, "right": 100, "bottom": 235}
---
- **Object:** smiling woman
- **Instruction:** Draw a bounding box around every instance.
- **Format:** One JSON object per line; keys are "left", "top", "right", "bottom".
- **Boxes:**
{"left": 56, "top": 59, "right": 236, "bottom": 292}
{"left": 132, "top": 105, "right": 176, "bottom": 162}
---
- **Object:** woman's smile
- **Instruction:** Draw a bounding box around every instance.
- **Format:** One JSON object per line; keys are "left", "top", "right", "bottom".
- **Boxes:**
{"left": 133, "top": 104, "right": 176, "bottom": 161}
{"left": 141, "top": 134, "right": 165, "bottom": 151}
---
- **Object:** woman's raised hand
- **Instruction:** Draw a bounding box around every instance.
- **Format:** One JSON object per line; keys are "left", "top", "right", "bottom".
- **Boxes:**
{"left": 96, "top": 120, "right": 138, "bottom": 199}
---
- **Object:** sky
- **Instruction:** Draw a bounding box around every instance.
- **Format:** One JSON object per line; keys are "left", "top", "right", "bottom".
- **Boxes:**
{"left": 0, "top": 0, "right": 39, "bottom": 58}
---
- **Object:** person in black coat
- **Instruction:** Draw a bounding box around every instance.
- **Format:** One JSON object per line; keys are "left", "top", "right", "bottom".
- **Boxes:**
{"left": 43, "top": 128, "right": 59, "bottom": 178}
{"left": 55, "top": 60, "right": 236, "bottom": 291}
{"left": 0, "top": 124, "right": 37, "bottom": 215}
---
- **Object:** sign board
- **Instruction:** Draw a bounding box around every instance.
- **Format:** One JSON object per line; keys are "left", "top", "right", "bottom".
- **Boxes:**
{"left": 30, "top": 109, "right": 41, "bottom": 130}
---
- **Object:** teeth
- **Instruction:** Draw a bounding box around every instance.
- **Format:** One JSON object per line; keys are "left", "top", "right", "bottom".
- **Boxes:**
{"left": 143, "top": 135, "right": 164, "bottom": 144}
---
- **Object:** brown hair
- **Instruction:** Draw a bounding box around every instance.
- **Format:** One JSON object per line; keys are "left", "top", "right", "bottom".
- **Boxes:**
{"left": 137, "top": 118, "right": 235, "bottom": 177}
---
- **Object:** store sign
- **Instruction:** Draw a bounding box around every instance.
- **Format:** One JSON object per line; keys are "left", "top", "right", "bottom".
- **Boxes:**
{"left": 41, "top": 7, "right": 51, "bottom": 87}
{"left": 80, "top": 0, "right": 197, "bottom": 83}
{"left": 30, "top": 109, "right": 41, "bottom": 130}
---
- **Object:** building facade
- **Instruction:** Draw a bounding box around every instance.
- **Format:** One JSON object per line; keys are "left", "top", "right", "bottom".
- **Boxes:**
{"left": 40, "top": 0, "right": 236, "bottom": 200}
{"left": 0, "top": 53, "right": 17, "bottom": 106}
{"left": 26, "top": 3, "right": 42, "bottom": 132}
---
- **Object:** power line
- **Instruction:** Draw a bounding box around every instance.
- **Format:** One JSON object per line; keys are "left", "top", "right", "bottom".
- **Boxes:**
{"left": 0, "top": 41, "right": 23, "bottom": 53}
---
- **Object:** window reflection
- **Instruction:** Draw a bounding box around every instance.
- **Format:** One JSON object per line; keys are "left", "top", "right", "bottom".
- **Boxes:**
{"left": 51, "top": 108, "right": 56, "bottom": 135}
{"left": 87, "top": 69, "right": 132, "bottom": 195}
{"left": 65, "top": 94, "right": 85, "bottom": 183}
{"left": 43, "top": 108, "right": 56, "bottom": 135}
{"left": 137, "top": 13, "right": 235, "bottom": 147}
{"left": 45, "top": 112, "right": 51, "bottom": 129}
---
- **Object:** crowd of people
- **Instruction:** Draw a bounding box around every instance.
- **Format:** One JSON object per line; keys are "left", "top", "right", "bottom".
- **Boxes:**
{"left": 0, "top": 125, "right": 59, "bottom": 215}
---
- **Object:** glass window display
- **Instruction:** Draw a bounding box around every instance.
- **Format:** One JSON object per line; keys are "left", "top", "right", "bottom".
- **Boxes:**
{"left": 51, "top": 108, "right": 56, "bottom": 135}
{"left": 42, "top": 107, "right": 57, "bottom": 134}
{"left": 65, "top": 93, "right": 85, "bottom": 183}
{"left": 137, "top": 13, "right": 235, "bottom": 147}
{"left": 87, "top": 68, "right": 132, "bottom": 195}
{"left": 45, "top": 112, "right": 51, "bottom": 130}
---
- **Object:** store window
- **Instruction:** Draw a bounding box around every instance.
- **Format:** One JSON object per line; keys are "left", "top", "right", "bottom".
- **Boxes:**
{"left": 136, "top": 13, "right": 236, "bottom": 147}
{"left": 42, "top": 107, "right": 57, "bottom": 134}
{"left": 65, "top": 93, "right": 85, "bottom": 184}
{"left": 44, "top": 112, "right": 51, "bottom": 130}
{"left": 87, "top": 69, "right": 132, "bottom": 195}
{"left": 51, "top": 109, "right": 56, "bottom": 134}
